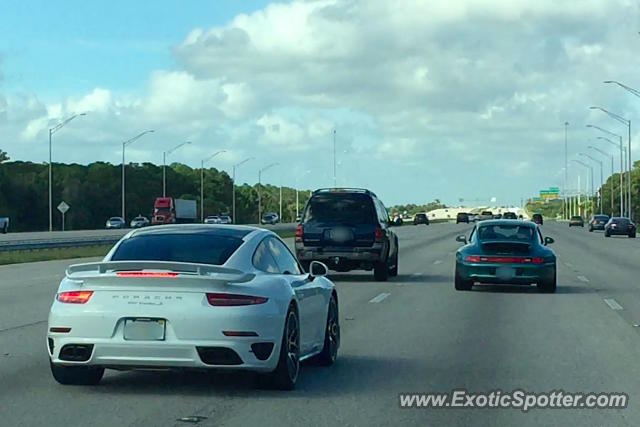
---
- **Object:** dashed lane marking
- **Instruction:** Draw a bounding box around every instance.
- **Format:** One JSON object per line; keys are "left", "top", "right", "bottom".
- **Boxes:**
{"left": 576, "top": 275, "right": 590, "bottom": 283}
{"left": 433, "top": 260, "right": 443, "bottom": 265}
{"left": 369, "top": 292, "right": 391, "bottom": 303}
{"left": 603, "top": 298, "right": 623, "bottom": 311}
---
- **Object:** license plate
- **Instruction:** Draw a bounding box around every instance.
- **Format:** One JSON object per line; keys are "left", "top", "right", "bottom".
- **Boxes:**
{"left": 124, "top": 318, "right": 166, "bottom": 341}
{"left": 329, "top": 228, "right": 353, "bottom": 243}
{"left": 495, "top": 266, "right": 515, "bottom": 280}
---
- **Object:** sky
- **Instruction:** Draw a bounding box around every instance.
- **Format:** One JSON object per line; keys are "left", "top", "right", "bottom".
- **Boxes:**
{"left": 2, "top": 0, "right": 640, "bottom": 207}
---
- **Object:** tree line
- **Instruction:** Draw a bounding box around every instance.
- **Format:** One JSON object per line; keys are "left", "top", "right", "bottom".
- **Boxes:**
{"left": 0, "top": 156, "right": 311, "bottom": 231}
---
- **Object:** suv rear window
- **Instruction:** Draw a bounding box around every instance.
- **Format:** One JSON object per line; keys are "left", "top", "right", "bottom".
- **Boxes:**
{"left": 303, "top": 193, "right": 376, "bottom": 224}
{"left": 111, "top": 233, "right": 243, "bottom": 265}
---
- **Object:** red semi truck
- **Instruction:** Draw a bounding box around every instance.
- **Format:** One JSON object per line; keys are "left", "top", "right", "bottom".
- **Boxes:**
{"left": 151, "top": 197, "right": 198, "bottom": 225}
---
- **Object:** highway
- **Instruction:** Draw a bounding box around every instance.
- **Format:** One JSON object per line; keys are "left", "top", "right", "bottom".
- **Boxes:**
{"left": 1, "top": 222, "right": 640, "bottom": 426}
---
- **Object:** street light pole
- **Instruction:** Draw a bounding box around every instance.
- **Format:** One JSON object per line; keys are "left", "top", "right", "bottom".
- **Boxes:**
{"left": 573, "top": 159, "right": 593, "bottom": 216}
{"left": 200, "top": 150, "right": 226, "bottom": 222}
{"left": 121, "top": 130, "right": 154, "bottom": 221}
{"left": 588, "top": 126, "right": 624, "bottom": 216}
{"left": 332, "top": 129, "right": 337, "bottom": 187}
{"left": 579, "top": 153, "right": 603, "bottom": 214}
{"left": 232, "top": 157, "right": 253, "bottom": 224}
{"left": 589, "top": 107, "right": 631, "bottom": 218}
{"left": 589, "top": 145, "right": 615, "bottom": 215}
{"left": 564, "top": 122, "right": 569, "bottom": 220}
{"left": 258, "top": 163, "right": 278, "bottom": 223}
{"left": 48, "top": 113, "right": 87, "bottom": 231}
{"left": 604, "top": 80, "right": 637, "bottom": 218}
{"left": 163, "top": 141, "right": 191, "bottom": 197}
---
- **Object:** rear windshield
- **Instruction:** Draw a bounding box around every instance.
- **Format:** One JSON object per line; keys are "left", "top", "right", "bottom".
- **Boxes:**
{"left": 457, "top": 213, "right": 468, "bottom": 217}
{"left": 111, "top": 233, "right": 243, "bottom": 265}
{"left": 571, "top": 216, "right": 582, "bottom": 220}
{"left": 612, "top": 218, "right": 629, "bottom": 225}
{"left": 416, "top": 213, "right": 426, "bottom": 218}
{"left": 109, "top": 217, "right": 122, "bottom": 221}
{"left": 481, "top": 211, "right": 492, "bottom": 215}
{"left": 477, "top": 224, "right": 535, "bottom": 242}
{"left": 594, "top": 216, "right": 609, "bottom": 220}
{"left": 303, "top": 194, "right": 376, "bottom": 224}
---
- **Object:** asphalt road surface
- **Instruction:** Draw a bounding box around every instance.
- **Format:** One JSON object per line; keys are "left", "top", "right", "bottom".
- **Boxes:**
{"left": 2, "top": 222, "right": 640, "bottom": 426}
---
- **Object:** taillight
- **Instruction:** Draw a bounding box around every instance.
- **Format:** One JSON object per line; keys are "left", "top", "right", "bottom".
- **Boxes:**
{"left": 374, "top": 227, "right": 384, "bottom": 242}
{"left": 116, "top": 272, "right": 178, "bottom": 278}
{"left": 57, "top": 291, "right": 93, "bottom": 304}
{"left": 295, "top": 224, "right": 303, "bottom": 242}
{"left": 206, "top": 293, "right": 268, "bottom": 306}
{"left": 466, "top": 256, "right": 546, "bottom": 264}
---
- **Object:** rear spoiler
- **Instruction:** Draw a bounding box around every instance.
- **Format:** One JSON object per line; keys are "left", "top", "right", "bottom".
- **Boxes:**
{"left": 66, "top": 261, "right": 254, "bottom": 283}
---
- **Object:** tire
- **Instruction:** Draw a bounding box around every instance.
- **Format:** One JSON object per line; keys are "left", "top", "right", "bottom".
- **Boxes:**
{"left": 537, "top": 269, "right": 557, "bottom": 293}
{"left": 314, "top": 296, "right": 340, "bottom": 366}
{"left": 1, "top": 225, "right": 6, "bottom": 234}
{"left": 605, "top": 231, "right": 611, "bottom": 238}
{"left": 589, "top": 226, "right": 593, "bottom": 232}
{"left": 373, "top": 260, "right": 389, "bottom": 281}
{"left": 50, "top": 361, "right": 104, "bottom": 385}
{"left": 454, "top": 268, "right": 473, "bottom": 291}
{"left": 389, "top": 244, "right": 399, "bottom": 277}
{"left": 629, "top": 233, "right": 636, "bottom": 239}
{"left": 268, "top": 307, "right": 300, "bottom": 390}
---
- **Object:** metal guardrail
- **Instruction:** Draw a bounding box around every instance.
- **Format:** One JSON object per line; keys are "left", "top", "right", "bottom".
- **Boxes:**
{"left": 0, "top": 223, "right": 297, "bottom": 252}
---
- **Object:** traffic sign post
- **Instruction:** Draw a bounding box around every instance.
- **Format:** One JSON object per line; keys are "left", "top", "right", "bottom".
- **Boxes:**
{"left": 57, "top": 201, "right": 70, "bottom": 231}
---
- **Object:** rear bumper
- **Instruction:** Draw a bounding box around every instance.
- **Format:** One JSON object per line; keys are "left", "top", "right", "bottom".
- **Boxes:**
{"left": 456, "top": 261, "right": 555, "bottom": 284}
{"left": 296, "top": 243, "right": 385, "bottom": 270}
{"left": 606, "top": 229, "right": 635, "bottom": 235}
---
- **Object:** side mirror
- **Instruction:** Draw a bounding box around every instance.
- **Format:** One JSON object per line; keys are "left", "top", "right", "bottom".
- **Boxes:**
{"left": 544, "top": 236, "right": 554, "bottom": 245}
{"left": 309, "top": 261, "right": 329, "bottom": 278}
{"left": 456, "top": 235, "right": 467, "bottom": 244}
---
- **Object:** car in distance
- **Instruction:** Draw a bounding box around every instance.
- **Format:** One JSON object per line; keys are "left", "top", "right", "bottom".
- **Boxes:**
{"left": 413, "top": 213, "right": 430, "bottom": 225}
{"left": 456, "top": 212, "right": 469, "bottom": 224}
{"left": 0, "top": 216, "right": 8, "bottom": 234}
{"left": 47, "top": 225, "right": 339, "bottom": 390}
{"left": 454, "top": 220, "right": 556, "bottom": 293}
{"left": 503, "top": 212, "right": 517, "bottom": 220}
{"left": 569, "top": 215, "right": 584, "bottom": 227}
{"left": 130, "top": 215, "right": 149, "bottom": 228}
{"left": 479, "top": 211, "right": 493, "bottom": 221}
{"left": 493, "top": 213, "right": 503, "bottom": 219}
{"left": 604, "top": 217, "right": 636, "bottom": 238}
{"left": 295, "top": 188, "right": 398, "bottom": 281}
{"left": 588, "top": 214, "right": 609, "bottom": 232}
{"left": 105, "top": 217, "right": 126, "bottom": 229}
{"left": 204, "top": 215, "right": 220, "bottom": 224}
{"left": 219, "top": 215, "right": 232, "bottom": 224}
{"left": 261, "top": 213, "right": 280, "bottom": 225}
{"left": 531, "top": 213, "right": 543, "bottom": 225}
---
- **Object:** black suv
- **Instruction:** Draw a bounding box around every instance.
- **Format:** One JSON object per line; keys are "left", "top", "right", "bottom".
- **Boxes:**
{"left": 295, "top": 188, "right": 399, "bottom": 281}
{"left": 456, "top": 212, "right": 469, "bottom": 223}
{"left": 503, "top": 212, "right": 517, "bottom": 219}
{"left": 413, "top": 213, "right": 429, "bottom": 225}
{"left": 531, "top": 213, "right": 543, "bottom": 225}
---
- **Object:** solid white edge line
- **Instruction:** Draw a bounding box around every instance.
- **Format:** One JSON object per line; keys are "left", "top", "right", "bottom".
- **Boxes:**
{"left": 603, "top": 298, "right": 623, "bottom": 311}
{"left": 369, "top": 292, "right": 391, "bottom": 303}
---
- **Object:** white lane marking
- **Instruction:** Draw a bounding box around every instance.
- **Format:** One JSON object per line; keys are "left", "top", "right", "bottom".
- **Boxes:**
{"left": 369, "top": 292, "right": 391, "bottom": 303}
{"left": 433, "top": 260, "right": 443, "bottom": 265}
{"left": 564, "top": 262, "right": 574, "bottom": 268}
{"left": 576, "top": 275, "right": 590, "bottom": 283}
{"left": 604, "top": 299, "right": 623, "bottom": 311}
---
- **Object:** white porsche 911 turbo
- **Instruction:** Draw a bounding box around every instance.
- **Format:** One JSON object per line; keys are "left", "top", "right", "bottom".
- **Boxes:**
{"left": 47, "top": 224, "right": 340, "bottom": 390}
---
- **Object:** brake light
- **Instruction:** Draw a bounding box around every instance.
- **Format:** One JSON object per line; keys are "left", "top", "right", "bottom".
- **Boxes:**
{"left": 57, "top": 291, "right": 93, "bottom": 304}
{"left": 466, "top": 256, "right": 545, "bottom": 264}
{"left": 116, "top": 272, "right": 179, "bottom": 278}
{"left": 206, "top": 293, "right": 268, "bottom": 306}
{"left": 374, "top": 227, "right": 384, "bottom": 242}
{"left": 295, "top": 224, "right": 303, "bottom": 242}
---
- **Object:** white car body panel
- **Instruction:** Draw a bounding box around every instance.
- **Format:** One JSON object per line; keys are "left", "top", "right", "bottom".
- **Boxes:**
{"left": 47, "top": 225, "right": 336, "bottom": 372}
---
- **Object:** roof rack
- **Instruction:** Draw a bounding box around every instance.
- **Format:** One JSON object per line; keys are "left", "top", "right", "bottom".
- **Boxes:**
{"left": 312, "top": 188, "right": 377, "bottom": 197}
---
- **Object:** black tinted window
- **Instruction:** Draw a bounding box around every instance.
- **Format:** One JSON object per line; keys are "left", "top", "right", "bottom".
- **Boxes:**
{"left": 252, "top": 240, "right": 279, "bottom": 273}
{"left": 111, "top": 233, "right": 243, "bottom": 265}
{"left": 303, "top": 193, "right": 376, "bottom": 224}
{"left": 266, "top": 237, "right": 301, "bottom": 275}
{"left": 477, "top": 224, "right": 535, "bottom": 242}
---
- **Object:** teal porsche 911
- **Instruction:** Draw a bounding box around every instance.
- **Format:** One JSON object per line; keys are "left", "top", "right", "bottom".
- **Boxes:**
{"left": 454, "top": 220, "right": 557, "bottom": 293}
